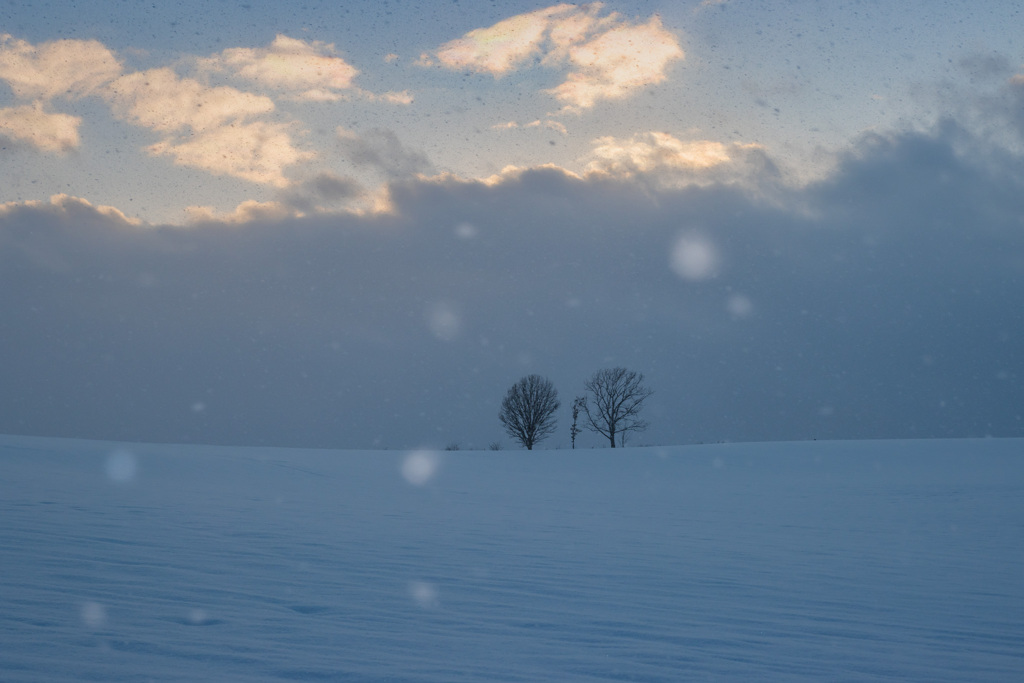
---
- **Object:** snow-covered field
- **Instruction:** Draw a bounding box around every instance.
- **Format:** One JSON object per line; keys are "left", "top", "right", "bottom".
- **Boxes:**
{"left": 2, "top": 435, "right": 1022, "bottom": 681}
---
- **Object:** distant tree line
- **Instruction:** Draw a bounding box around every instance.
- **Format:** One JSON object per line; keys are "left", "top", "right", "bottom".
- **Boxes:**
{"left": 498, "top": 368, "right": 653, "bottom": 450}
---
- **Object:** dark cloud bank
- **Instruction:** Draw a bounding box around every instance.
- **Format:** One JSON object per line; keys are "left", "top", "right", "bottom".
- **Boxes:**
{"left": 2, "top": 121, "right": 1022, "bottom": 449}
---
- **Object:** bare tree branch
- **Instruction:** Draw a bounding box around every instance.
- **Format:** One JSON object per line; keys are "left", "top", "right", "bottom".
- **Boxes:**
{"left": 581, "top": 367, "right": 653, "bottom": 448}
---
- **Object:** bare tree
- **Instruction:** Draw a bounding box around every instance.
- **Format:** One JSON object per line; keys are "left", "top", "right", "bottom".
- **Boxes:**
{"left": 570, "top": 395, "right": 585, "bottom": 449}
{"left": 499, "top": 374, "right": 560, "bottom": 450}
{"left": 581, "top": 367, "right": 653, "bottom": 448}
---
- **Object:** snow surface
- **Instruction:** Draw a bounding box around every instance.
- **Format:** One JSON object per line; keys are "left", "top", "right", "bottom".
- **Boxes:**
{"left": 2, "top": 434, "right": 1023, "bottom": 681}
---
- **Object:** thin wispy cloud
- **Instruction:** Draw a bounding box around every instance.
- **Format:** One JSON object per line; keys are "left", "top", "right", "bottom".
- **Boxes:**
{"left": 337, "top": 127, "right": 433, "bottom": 179}
{"left": 371, "top": 90, "right": 414, "bottom": 105}
{"left": 276, "top": 171, "right": 365, "bottom": 214}
{"left": 490, "top": 119, "right": 568, "bottom": 134}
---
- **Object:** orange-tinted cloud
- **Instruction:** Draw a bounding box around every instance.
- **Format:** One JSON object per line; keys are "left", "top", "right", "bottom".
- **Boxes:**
{"left": 105, "top": 68, "right": 275, "bottom": 133}
{"left": 0, "top": 35, "right": 121, "bottom": 100}
{"left": 587, "top": 132, "right": 732, "bottom": 174}
{"left": 104, "top": 68, "right": 311, "bottom": 186}
{"left": 0, "top": 103, "right": 80, "bottom": 152}
{"left": 198, "top": 35, "right": 359, "bottom": 102}
{"left": 585, "top": 132, "right": 770, "bottom": 188}
{"left": 426, "top": 4, "right": 577, "bottom": 75}
{"left": 547, "top": 16, "right": 683, "bottom": 109}
{"left": 148, "top": 121, "right": 314, "bottom": 187}
{"left": 423, "top": 4, "right": 682, "bottom": 109}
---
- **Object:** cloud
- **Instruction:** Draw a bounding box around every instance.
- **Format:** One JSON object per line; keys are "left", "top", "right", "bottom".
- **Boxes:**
{"left": 0, "top": 192, "right": 140, "bottom": 226}
{"left": 306, "top": 173, "right": 364, "bottom": 201}
{"left": 148, "top": 120, "right": 314, "bottom": 187}
{"left": 585, "top": 132, "right": 775, "bottom": 188}
{"left": 2, "top": 120, "right": 1023, "bottom": 450}
{"left": 930, "top": 65, "right": 1024, "bottom": 154}
{"left": 426, "top": 4, "right": 576, "bottom": 75}
{"left": 197, "top": 35, "right": 408, "bottom": 105}
{"left": 423, "top": 4, "right": 682, "bottom": 109}
{"left": 491, "top": 119, "right": 568, "bottom": 134}
{"left": 186, "top": 173, "right": 369, "bottom": 223}
{"left": 958, "top": 53, "right": 1014, "bottom": 81}
{"left": 337, "top": 127, "right": 433, "bottom": 179}
{"left": 0, "top": 103, "right": 80, "bottom": 152}
{"left": 0, "top": 34, "right": 314, "bottom": 183}
{"left": 185, "top": 199, "right": 296, "bottom": 224}
{"left": 997, "top": 73, "right": 1024, "bottom": 143}
{"left": 588, "top": 133, "right": 731, "bottom": 172}
{"left": 374, "top": 90, "right": 414, "bottom": 105}
{"left": 198, "top": 34, "right": 359, "bottom": 102}
{"left": 0, "top": 35, "right": 118, "bottom": 154}
{"left": 277, "top": 172, "right": 366, "bottom": 215}
{"left": 104, "top": 68, "right": 312, "bottom": 185}
{"left": 105, "top": 68, "right": 276, "bottom": 133}
{"left": 547, "top": 15, "right": 683, "bottom": 109}
{"left": 529, "top": 119, "right": 568, "bottom": 134}
{"left": 0, "top": 34, "right": 121, "bottom": 100}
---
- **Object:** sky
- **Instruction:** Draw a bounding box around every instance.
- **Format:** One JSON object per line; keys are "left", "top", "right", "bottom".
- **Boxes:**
{"left": 1, "top": 0, "right": 1023, "bottom": 448}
